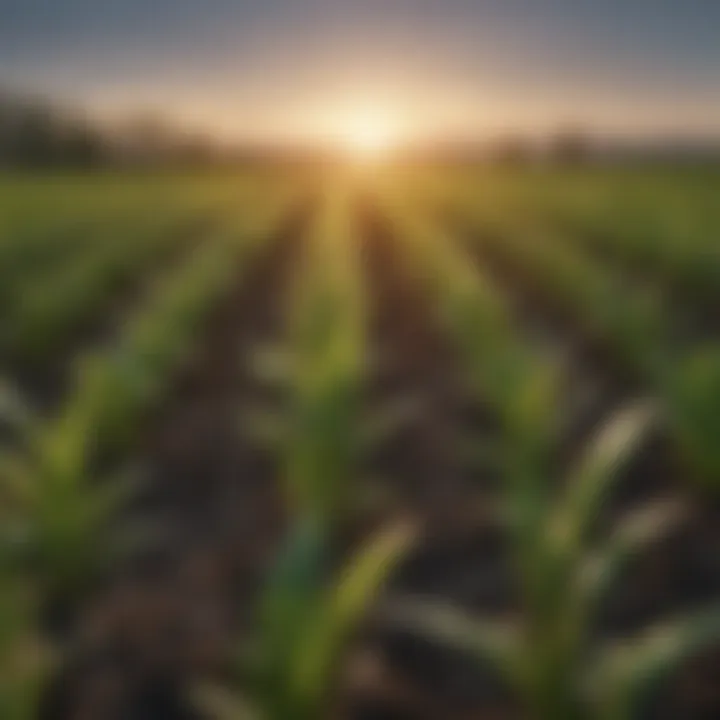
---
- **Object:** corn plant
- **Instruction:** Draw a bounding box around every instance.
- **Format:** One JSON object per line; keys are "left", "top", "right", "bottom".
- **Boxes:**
{"left": 200, "top": 185, "right": 417, "bottom": 719}
{"left": 388, "top": 397, "right": 720, "bottom": 720}
{"left": 664, "top": 344, "right": 720, "bottom": 483}
{"left": 85, "top": 191, "right": 293, "bottom": 455}
{"left": 0, "top": 178, "right": 200, "bottom": 301}
{"left": 0, "top": 378, "right": 139, "bottom": 615}
{"left": 201, "top": 519, "right": 414, "bottom": 720}
{"left": 432, "top": 187, "right": 720, "bottom": 488}
{"left": 245, "top": 184, "right": 417, "bottom": 527}
{"left": 1, "top": 204, "right": 212, "bottom": 362}
{"left": 537, "top": 179, "right": 720, "bottom": 304}
{"left": 280, "top": 186, "right": 367, "bottom": 524}
{"left": 0, "top": 387, "right": 49, "bottom": 719}
{"left": 0, "top": 191, "right": 292, "bottom": 616}
{"left": 0, "top": 557, "right": 47, "bottom": 720}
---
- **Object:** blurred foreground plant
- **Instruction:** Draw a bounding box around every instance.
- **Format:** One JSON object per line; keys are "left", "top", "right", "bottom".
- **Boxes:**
{"left": 204, "top": 186, "right": 417, "bottom": 718}
{"left": 201, "top": 519, "right": 414, "bottom": 720}
{"left": 387, "top": 394, "right": 720, "bottom": 720}
{"left": 0, "top": 380, "right": 137, "bottom": 621}
{"left": 665, "top": 344, "right": 720, "bottom": 485}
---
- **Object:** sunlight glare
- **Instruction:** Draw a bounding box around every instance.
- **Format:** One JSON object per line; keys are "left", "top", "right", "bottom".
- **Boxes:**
{"left": 336, "top": 110, "right": 399, "bottom": 161}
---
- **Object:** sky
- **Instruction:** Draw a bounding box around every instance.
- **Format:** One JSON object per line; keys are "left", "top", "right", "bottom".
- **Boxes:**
{"left": 1, "top": 0, "right": 719, "bottom": 143}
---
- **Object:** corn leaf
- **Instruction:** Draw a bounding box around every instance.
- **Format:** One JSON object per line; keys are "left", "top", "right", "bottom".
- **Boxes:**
{"left": 380, "top": 596, "right": 521, "bottom": 690}
{"left": 590, "top": 607, "right": 720, "bottom": 720}
{"left": 288, "top": 521, "right": 415, "bottom": 714}
{"left": 551, "top": 400, "right": 657, "bottom": 558}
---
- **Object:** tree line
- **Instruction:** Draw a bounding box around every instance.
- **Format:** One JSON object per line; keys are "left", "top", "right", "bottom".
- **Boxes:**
{"left": 0, "top": 91, "right": 226, "bottom": 169}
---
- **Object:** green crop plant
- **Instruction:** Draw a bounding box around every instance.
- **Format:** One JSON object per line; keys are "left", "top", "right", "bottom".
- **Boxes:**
{"left": 245, "top": 185, "right": 419, "bottom": 528}
{"left": 83, "top": 191, "right": 294, "bottom": 456}
{"left": 1, "top": 204, "right": 214, "bottom": 362}
{"left": 0, "top": 558, "right": 47, "bottom": 720}
{"left": 201, "top": 519, "right": 415, "bottom": 720}
{"left": 387, "top": 399, "right": 720, "bottom": 720}
{"left": 664, "top": 344, "right": 720, "bottom": 485}
{"left": 446, "top": 195, "right": 668, "bottom": 376}
{"left": 0, "top": 179, "right": 297, "bottom": 716}
{"left": 0, "top": 190, "right": 292, "bottom": 617}
{"left": 534, "top": 176, "right": 720, "bottom": 305}
{"left": 203, "top": 184, "right": 418, "bottom": 719}
{"left": 0, "top": 379, "right": 139, "bottom": 618}
{"left": 0, "top": 174, "right": 271, "bottom": 318}
{"left": 0, "top": 178, "right": 195, "bottom": 294}
{"left": 0, "top": 385, "right": 49, "bottom": 719}
{"left": 427, "top": 183, "right": 720, "bottom": 490}
{"left": 280, "top": 186, "right": 366, "bottom": 523}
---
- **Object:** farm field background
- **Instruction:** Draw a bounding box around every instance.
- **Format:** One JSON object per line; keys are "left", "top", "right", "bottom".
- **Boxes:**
{"left": 1, "top": 165, "right": 720, "bottom": 720}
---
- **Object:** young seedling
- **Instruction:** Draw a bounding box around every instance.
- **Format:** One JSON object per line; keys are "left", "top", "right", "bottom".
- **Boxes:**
{"left": 0, "top": 377, "right": 139, "bottom": 626}
{"left": 201, "top": 519, "right": 415, "bottom": 720}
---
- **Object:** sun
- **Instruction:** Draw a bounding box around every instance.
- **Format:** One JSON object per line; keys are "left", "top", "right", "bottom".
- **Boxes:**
{"left": 336, "top": 110, "right": 399, "bottom": 161}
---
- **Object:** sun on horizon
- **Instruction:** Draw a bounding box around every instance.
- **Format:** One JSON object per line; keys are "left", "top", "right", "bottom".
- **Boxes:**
{"left": 332, "top": 108, "right": 402, "bottom": 161}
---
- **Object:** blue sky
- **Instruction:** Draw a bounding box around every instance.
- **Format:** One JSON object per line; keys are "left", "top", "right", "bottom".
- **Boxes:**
{"left": 2, "top": 1, "right": 719, "bottom": 140}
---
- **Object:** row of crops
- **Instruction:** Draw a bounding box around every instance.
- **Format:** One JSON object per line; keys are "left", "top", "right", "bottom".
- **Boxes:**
{"left": 375, "top": 171, "right": 720, "bottom": 719}
{"left": 1, "top": 169, "right": 719, "bottom": 719}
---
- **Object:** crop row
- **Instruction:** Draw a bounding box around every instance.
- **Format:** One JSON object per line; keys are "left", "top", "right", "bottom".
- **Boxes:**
{"left": 420, "top": 175, "right": 720, "bottom": 486}
{"left": 0, "top": 179, "right": 300, "bottom": 717}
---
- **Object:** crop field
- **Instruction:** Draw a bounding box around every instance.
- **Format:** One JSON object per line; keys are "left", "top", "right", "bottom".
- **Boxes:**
{"left": 1, "top": 166, "right": 720, "bottom": 720}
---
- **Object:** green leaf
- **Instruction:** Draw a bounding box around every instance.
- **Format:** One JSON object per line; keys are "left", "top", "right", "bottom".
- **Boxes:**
{"left": 247, "top": 345, "right": 294, "bottom": 387}
{"left": 564, "top": 499, "right": 687, "bottom": 664}
{"left": 257, "top": 518, "right": 331, "bottom": 693}
{"left": 591, "top": 607, "right": 720, "bottom": 720}
{"left": 0, "top": 381, "right": 34, "bottom": 433}
{"left": 550, "top": 400, "right": 658, "bottom": 558}
{"left": 667, "top": 346, "right": 720, "bottom": 482}
{"left": 87, "top": 466, "right": 144, "bottom": 530}
{"left": 380, "top": 596, "right": 521, "bottom": 689}
{"left": 195, "top": 684, "right": 263, "bottom": 720}
{"left": 0, "top": 451, "right": 34, "bottom": 509}
{"left": 576, "top": 499, "right": 686, "bottom": 615}
{"left": 289, "top": 521, "right": 416, "bottom": 714}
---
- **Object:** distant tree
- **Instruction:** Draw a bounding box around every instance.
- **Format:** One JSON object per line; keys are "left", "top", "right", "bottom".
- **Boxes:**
{"left": 0, "top": 93, "right": 107, "bottom": 168}
{"left": 11, "top": 101, "right": 60, "bottom": 166}
{"left": 0, "top": 89, "right": 229, "bottom": 169}
{"left": 116, "top": 115, "right": 177, "bottom": 164}
{"left": 62, "top": 121, "right": 106, "bottom": 167}
{"left": 547, "top": 127, "right": 594, "bottom": 165}
{"left": 488, "top": 135, "right": 537, "bottom": 166}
